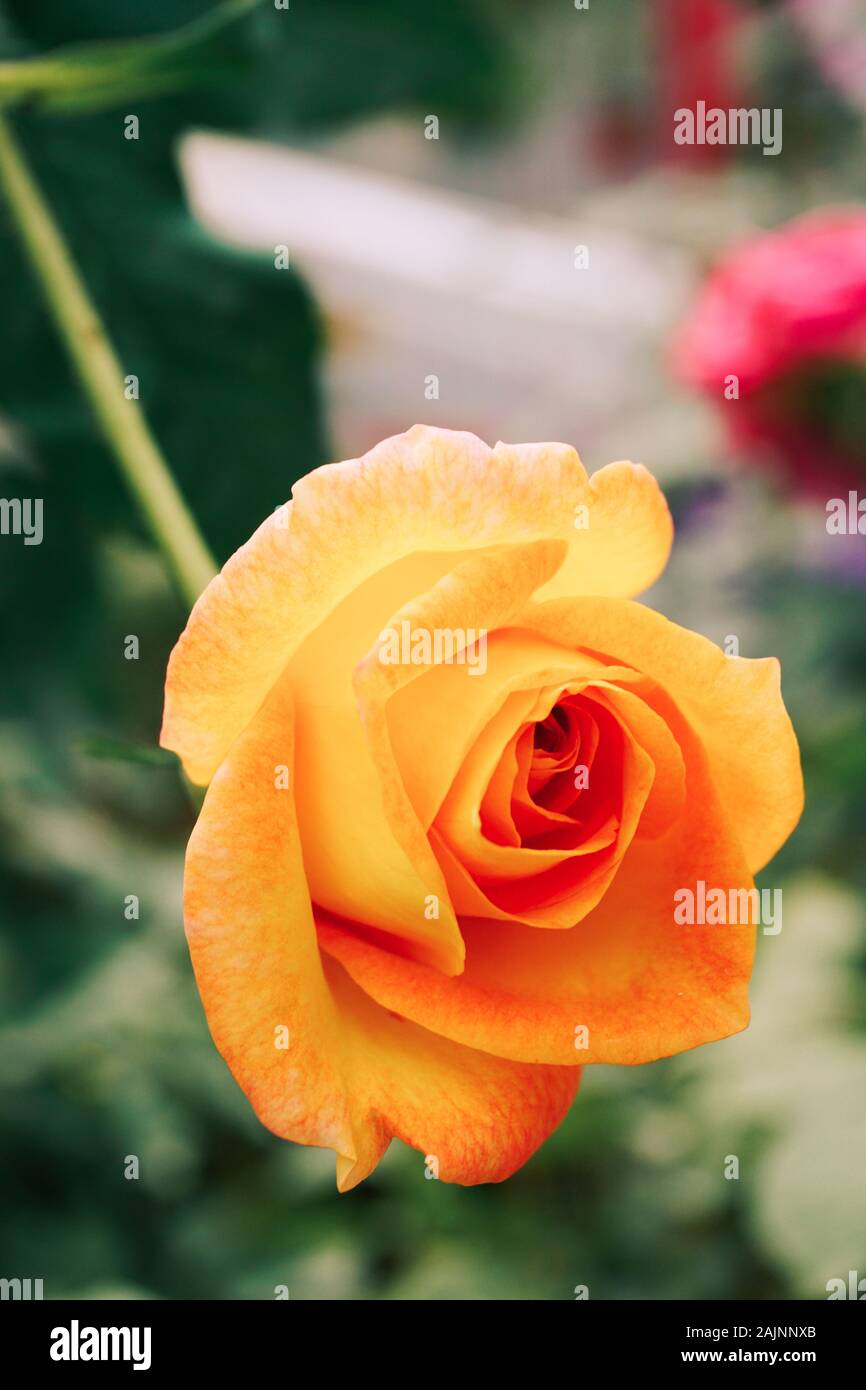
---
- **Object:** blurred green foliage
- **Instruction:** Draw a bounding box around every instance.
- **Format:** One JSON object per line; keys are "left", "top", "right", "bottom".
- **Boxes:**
{"left": 0, "top": 0, "right": 864, "bottom": 1300}
{"left": 0, "top": 1, "right": 261, "bottom": 112}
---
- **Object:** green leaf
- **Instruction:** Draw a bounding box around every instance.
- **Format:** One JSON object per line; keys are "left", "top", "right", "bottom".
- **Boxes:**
{"left": 2, "top": 0, "right": 516, "bottom": 132}
{"left": 0, "top": 0, "right": 262, "bottom": 113}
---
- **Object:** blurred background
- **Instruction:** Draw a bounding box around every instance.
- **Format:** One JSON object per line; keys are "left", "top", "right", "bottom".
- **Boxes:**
{"left": 1, "top": 0, "right": 865, "bottom": 1300}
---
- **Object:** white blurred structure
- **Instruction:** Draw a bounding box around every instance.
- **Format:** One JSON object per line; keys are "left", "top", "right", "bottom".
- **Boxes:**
{"left": 180, "top": 130, "right": 694, "bottom": 464}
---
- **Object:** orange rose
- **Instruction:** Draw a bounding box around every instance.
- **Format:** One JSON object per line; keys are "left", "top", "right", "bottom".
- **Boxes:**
{"left": 161, "top": 425, "right": 802, "bottom": 1190}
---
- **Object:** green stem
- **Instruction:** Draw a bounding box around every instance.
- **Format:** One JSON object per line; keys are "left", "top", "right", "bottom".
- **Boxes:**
{"left": 0, "top": 111, "right": 218, "bottom": 609}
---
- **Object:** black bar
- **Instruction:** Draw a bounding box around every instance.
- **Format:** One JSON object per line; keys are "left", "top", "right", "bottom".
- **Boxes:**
{"left": 2, "top": 1298, "right": 861, "bottom": 1374}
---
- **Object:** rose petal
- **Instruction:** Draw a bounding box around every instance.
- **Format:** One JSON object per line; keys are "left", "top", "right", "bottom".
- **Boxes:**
{"left": 286, "top": 542, "right": 565, "bottom": 972}
{"left": 184, "top": 679, "right": 578, "bottom": 1187}
{"left": 162, "top": 428, "right": 672, "bottom": 784}
{"left": 319, "top": 705, "right": 757, "bottom": 1066}
{"left": 522, "top": 597, "right": 803, "bottom": 872}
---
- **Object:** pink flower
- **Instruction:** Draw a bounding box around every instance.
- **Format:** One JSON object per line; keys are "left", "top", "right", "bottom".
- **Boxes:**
{"left": 674, "top": 210, "right": 866, "bottom": 494}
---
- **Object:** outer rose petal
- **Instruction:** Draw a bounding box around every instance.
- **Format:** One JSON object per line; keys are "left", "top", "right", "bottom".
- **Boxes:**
{"left": 161, "top": 426, "right": 672, "bottom": 784}
{"left": 184, "top": 678, "right": 579, "bottom": 1189}
{"left": 328, "top": 962, "right": 580, "bottom": 1190}
{"left": 534, "top": 457, "right": 673, "bottom": 604}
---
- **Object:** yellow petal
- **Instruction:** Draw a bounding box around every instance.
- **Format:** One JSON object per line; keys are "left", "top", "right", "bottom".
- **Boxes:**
{"left": 185, "top": 676, "right": 579, "bottom": 1188}
{"left": 162, "top": 428, "right": 672, "bottom": 784}
{"left": 320, "top": 701, "right": 756, "bottom": 1066}
{"left": 522, "top": 597, "right": 803, "bottom": 872}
